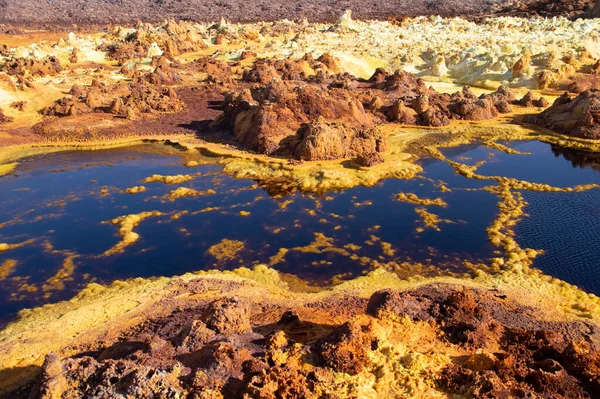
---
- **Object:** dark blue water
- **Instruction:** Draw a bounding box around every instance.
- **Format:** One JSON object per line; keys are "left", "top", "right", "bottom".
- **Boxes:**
{"left": 0, "top": 140, "right": 598, "bottom": 325}
{"left": 432, "top": 140, "right": 600, "bottom": 294}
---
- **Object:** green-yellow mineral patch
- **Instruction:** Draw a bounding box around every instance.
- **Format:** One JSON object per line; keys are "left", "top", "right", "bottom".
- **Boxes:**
{"left": 206, "top": 239, "right": 246, "bottom": 261}
{"left": 0, "top": 259, "right": 17, "bottom": 280}
{"left": 142, "top": 174, "right": 194, "bottom": 184}
{"left": 42, "top": 254, "right": 77, "bottom": 295}
{"left": 102, "top": 211, "right": 163, "bottom": 256}
{"left": 123, "top": 185, "right": 146, "bottom": 194}
{"left": 396, "top": 192, "right": 447, "bottom": 207}
{"left": 0, "top": 239, "right": 34, "bottom": 253}
{"left": 414, "top": 207, "right": 453, "bottom": 233}
{"left": 0, "top": 162, "right": 17, "bottom": 177}
{"left": 165, "top": 187, "right": 216, "bottom": 201}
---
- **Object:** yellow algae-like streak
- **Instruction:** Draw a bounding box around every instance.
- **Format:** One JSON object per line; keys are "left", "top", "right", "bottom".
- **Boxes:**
{"left": 102, "top": 211, "right": 163, "bottom": 256}
{"left": 0, "top": 239, "right": 35, "bottom": 253}
{"left": 396, "top": 192, "right": 447, "bottom": 207}
{"left": 42, "top": 254, "right": 78, "bottom": 295}
{"left": 0, "top": 162, "right": 17, "bottom": 177}
{"left": 142, "top": 174, "right": 195, "bottom": 184}
{"left": 215, "top": 138, "right": 423, "bottom": 193}
{"left": 164, "top": 187, "right": 216, "bottom": 201}
{"left": 414, "top": 207, "right": 452, "bottom": 233}
{"left": 0, "top": 259, "right": 17, "bottom": 280}
{"left": 206, "top": 239, "right": 246, "bottom": 261}
{"left": 123, "top": 185, "right": 146, "bottom": 194}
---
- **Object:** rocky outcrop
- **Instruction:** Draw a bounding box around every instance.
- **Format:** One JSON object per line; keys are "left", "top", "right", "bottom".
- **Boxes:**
{"left": 191, "top": 56, "right": 233, "bottom": 84}
{"left": 293, "top": 119, "right": 385, "bottom": 161}
{"left": 0, "top": 108, "right": 14, "bottom": 124}
{"left": 0, "top": 56, "right": 62, "bottom": 77}
{"left": 214, "top": 65, "right": 539, "bottom": 161}
{"left": 23, "top": 284, "right": 600, "bottom": 399}
{"left": 314, "top": 320, "right": 373, "bottom": 374}
{"left": 100, "top": 20, "right": 207, "bottom": 64}
{"left": 242, "top": 59, "right": 314, "bottom": 84}
{"left": 214, "top": 80, "right": 377, "bottom": 157}
{"left": 201, "top": 296, "right": 251, "bottom": 335}
{"left": 41, "top": 83, "right": 185, "bottom": 118}
{"left": 525, "top": 91, "right": 600, "bottom": 139}
{"left": 386, "top": 85, "right": 520, "bottom": 126}
{"left": 369, "top": 68, "right": 429, "bottom": 94}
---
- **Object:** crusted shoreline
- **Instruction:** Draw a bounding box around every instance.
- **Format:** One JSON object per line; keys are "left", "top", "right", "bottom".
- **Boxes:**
{"left": 1, "top": 266, "right": 600, "bottom": 398}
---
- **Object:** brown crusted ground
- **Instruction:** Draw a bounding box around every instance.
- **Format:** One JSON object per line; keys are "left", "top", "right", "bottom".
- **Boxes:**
{"left": 13, "top": 282, "right": 600, "bottom": 399}
{"left": 494, "top": 0, "right": 595, "bottom": 19}
{"left": 0, "top": 0, "right": 595, "bottom": 26}
{"left": 27, "top": 86, "right": 224, "bottom": 145}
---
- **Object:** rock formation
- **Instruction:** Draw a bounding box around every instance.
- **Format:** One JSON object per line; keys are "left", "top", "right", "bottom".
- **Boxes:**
{"left": 525, "top": 91, "right": 600, "bottom": 139}
{"left": 23, "top": 284, "right": 600, "bottom": 399}
{"left": 214, "top": 80, "right": 377, "bottom": 157}
{"left": 41, "top": 83, "right": 185, "bottom": 118}
{"left": 0, "top": 108, "right": 13, "bottom": 124}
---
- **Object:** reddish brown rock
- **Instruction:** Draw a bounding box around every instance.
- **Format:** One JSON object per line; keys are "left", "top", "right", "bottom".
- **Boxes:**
{"left": 242, "top": 61, "right": 280, "bottom": 83}
{"left": 214, "top": 80, "right": 376, "bottom": 156}
{"left": 516, "top": 91, "right": 549, "bottom": 107}
{"left": 10, "top": 101, "right": 26, "bottom": 111}
{"left": 525, "top": 91, "right": 600, "bottom": 139}
{"left": 0, "top": 56, "right": 62, "bottom": 77}
{"left": 41, "top": 83, "right": 185, "bottom": 117}
{"left": 16, "top": 282, "right": 600, "bottom": 399}
{"left": 201, "top": 296, "right": 252, "bottom": 335}
{"left": 367, "top": 288, "right": 434, "bottom": 321}
{"left": 356, "top": 151, "right": 384, "bottom": 167}
{"left": 314, "top": 320, "right": 373, "bottom": 375}
{"left": 100, "top": 20, "right": 207, "bottom": 64}
{"left": 192, "top": 56, "right": 232, "bottom": 83}
{"left": 293, "top": 119, "right": 385, "bottom": 162}
{"left": 561, "top": 340, "right": 600, "bottom": 396}
{"left": 242, "top": 58, "right": 310, "bottom": 83}
{"left": 369, "top": 68, "right": 429, "bottom": 94}
{"left": 387, "top": 99, "right": 419, "bottom": 124}
{"left": 0, "top": 107, "right": 14, "bottom": 124}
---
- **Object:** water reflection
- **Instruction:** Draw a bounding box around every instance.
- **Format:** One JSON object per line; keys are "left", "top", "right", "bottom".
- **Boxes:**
{"left": 551, "top": 144, "right": 600, "bottom": 172}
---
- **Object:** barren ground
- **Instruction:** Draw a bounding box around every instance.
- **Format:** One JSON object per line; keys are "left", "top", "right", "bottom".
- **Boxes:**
{"left": 0, "top": 0, "right": 595, "bottom": 25}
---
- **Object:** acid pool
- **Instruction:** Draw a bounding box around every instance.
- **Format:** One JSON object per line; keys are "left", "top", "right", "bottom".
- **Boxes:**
{"left": 0, "top": 140, "right": 598, "bottom": 326}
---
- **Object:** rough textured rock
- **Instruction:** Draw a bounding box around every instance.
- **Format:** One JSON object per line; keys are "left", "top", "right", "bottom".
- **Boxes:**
{"left": 201, "top": 296, "right": 252, "bottom": 335}
{"left": 191, "top": 56, "right": 233, "bottom": 84}
{"left": 99, "top": 20, "right": 207, "bottom": 64}
{"left": 293, "top": 120, "right": 385, "bottom": 162}
{"left": 355, "top": 151, "right": 384, "bottom": 167}
{"left": 215, "top": 80, "right": 376, "bottom": 156}
{"left": 314, "top": 320, "right": 373, "bottom": 375}
{"left": 369, "top": 69, "right": 429, "bottom": 94}
{"left": 386, "top": 85, "right": 519, "bottom": 126}
{"left": 213, "top": 67, "right": 535, "bottom": 160}
{"left": 516, "top": 91, "right": 549, "bottom": 107}
{"left": 0, "top": 0, "right": 594, "bottom": 25}
{"left": 0, "top": 56, "right": 62, "bottom": 77}
{"left": 19, "top": 284, "right": 600, "bottom": 399}
{"left": 41, "top": 83, "right": 185, "bottom": 117}
{"left": 525, "top": 91, "right": 600, "bottom": 139}
{"left": 0, "top": 108, "right": 14, "bottom": 124}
